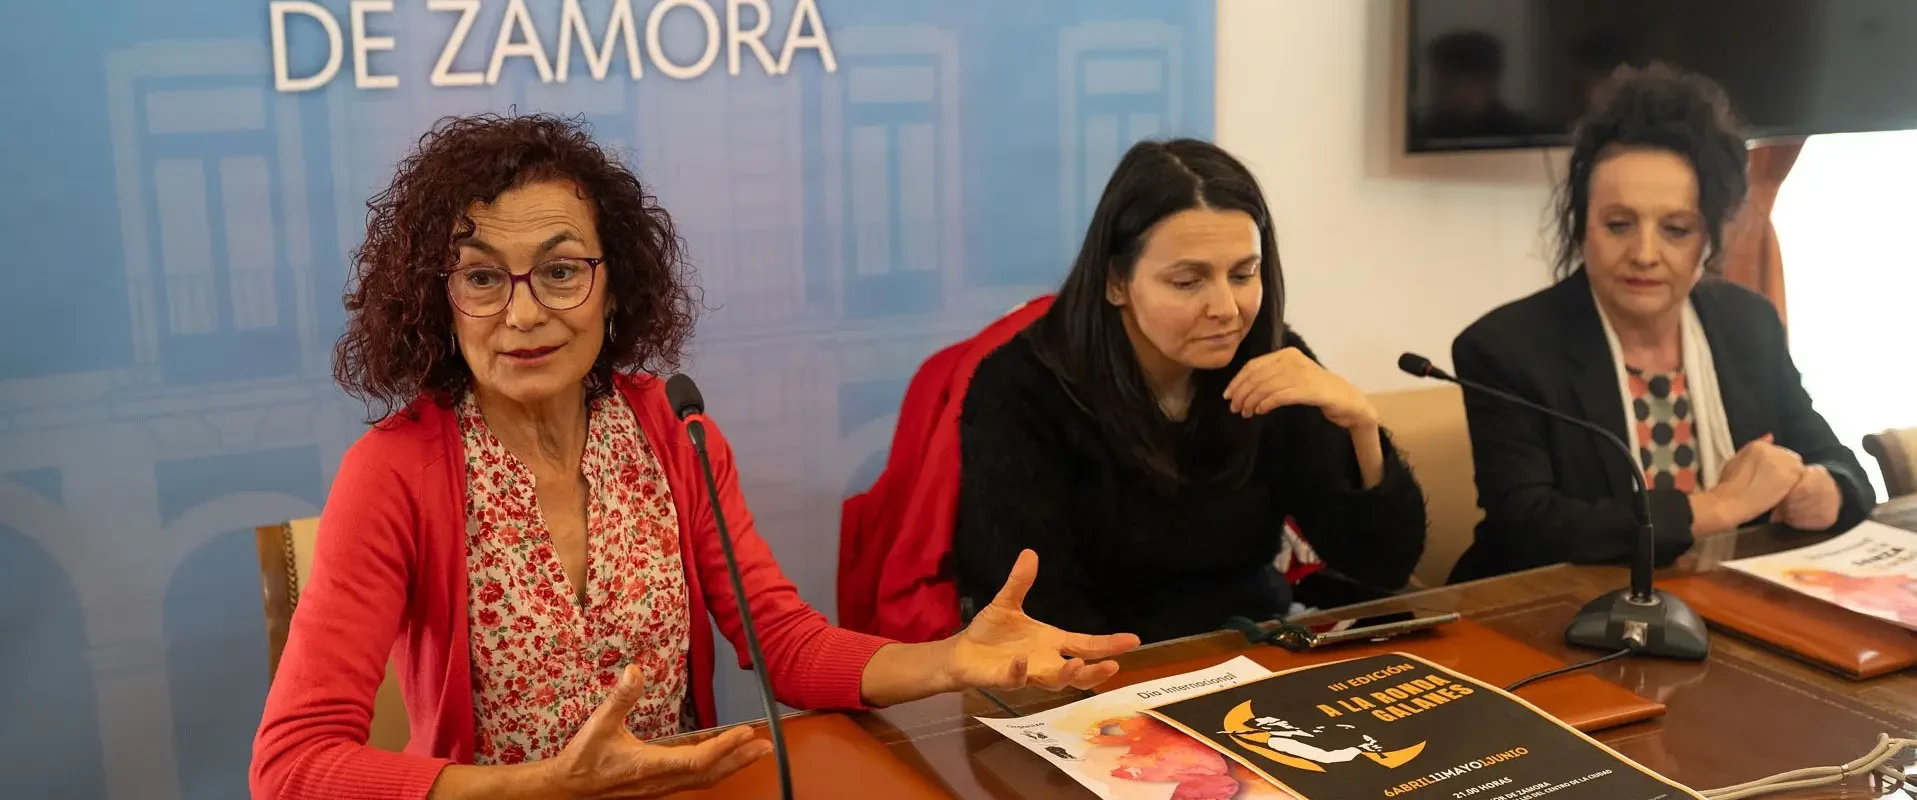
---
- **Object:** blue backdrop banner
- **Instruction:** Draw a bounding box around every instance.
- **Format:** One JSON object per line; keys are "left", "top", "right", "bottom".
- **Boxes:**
{"left": 0, "top": 1, "right": 1214, "bottom": 797}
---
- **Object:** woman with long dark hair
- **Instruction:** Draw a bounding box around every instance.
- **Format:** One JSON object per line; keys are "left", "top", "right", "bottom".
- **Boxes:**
{"left": 1448, "top": 64, "right": 1872, "bottom": 582}
{"left": 951, "top": 138, "right": 1428, "bottom": 643}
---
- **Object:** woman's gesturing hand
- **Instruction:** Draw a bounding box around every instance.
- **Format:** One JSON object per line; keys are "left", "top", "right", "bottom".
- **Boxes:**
{"left": 945, "top": 550, "right": 1142, "bottom": 692}
{"left": 544, "top": 665, "right": 770, "bottom": 798}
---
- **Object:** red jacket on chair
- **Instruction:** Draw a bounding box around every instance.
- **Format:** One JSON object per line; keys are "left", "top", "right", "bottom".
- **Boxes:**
{"left": 838, "top": 296, "right": 1056, "bottom": 642}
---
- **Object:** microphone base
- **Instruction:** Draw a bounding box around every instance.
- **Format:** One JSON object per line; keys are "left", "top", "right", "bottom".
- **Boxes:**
{"left": 1564, "top": 588, "right": 1710, "bottom": 660}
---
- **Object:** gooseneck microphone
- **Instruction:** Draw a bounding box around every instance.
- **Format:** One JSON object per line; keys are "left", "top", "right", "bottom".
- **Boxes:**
{"left": 1397, "top": 353, "right": 1707, "bottom": 660}
{"left": 1397, "top": 354, "right": 1655, "bottom": 599}
{"left": 664, "top": 374, "right": 793, "bottom": 800}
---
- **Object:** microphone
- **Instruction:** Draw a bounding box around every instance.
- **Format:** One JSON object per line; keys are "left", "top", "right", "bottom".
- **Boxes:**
{"left": 1397, "top": 353, "right": 1655, "bottom": 588}
{"left": 664, "top": 374, "right": 793, "bottom": 799}
{"left": 1398, "top": 353, "right": 1707, "bottom": 660}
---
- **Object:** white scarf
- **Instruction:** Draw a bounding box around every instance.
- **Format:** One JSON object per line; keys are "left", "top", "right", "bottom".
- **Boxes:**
{"left": 1593, "top": 296, "right": 1736, "bottom": 489}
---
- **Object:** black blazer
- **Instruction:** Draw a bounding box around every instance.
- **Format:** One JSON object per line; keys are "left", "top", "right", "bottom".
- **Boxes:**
{"left": 1449, "top": 270, "right": 1874, "bottom": 582}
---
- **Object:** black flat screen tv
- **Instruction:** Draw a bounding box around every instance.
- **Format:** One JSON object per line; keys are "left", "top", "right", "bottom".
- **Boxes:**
{"left": 1406, "top": 0, "right": 1917, "bottom": 152}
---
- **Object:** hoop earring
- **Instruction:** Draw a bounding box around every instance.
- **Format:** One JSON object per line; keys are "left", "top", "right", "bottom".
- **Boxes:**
{"left": 605, "top": 316, "right": 616, "bottom": 341}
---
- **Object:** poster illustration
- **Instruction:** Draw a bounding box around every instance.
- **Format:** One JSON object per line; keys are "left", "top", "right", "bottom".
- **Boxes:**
{"left": 977, "top": 656, "right": 1300, "bottom": 799}
{"left": 1145, "top": 654, "right": 1700, "bottom": 800}
{"left": 1723, "top": 520, "right": 1917, "bottom": 629}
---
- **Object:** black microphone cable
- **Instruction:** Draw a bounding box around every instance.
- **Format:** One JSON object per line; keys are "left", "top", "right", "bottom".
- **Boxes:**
{"left": 1502, "top": 647, "right": 1634, "bottom": 692}
{"left": 665, "top": 375, "right": 793, "bottom": 800}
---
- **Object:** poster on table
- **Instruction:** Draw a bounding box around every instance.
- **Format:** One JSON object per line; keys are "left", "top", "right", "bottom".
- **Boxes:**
{"left": 1723, "top": 520, "right": 1917, "bottom": 630}
{"left": 1145, "top": 653, "right": 1701, "bottom": 800}
{"left": 977, "top": 656, "right": 1303, "bottom": 799}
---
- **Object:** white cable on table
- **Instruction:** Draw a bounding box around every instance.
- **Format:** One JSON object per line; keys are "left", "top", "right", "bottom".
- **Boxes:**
{"left": 1700, "top": 734, "right": 1917, "bottom": 799}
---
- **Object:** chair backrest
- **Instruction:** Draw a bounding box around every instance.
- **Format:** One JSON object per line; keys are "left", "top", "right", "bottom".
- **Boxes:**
{"left": 1863, "top": 428, "right": 1917, "bottom": 499}
{"left": 256, "top": 519, "right": 410, "bottom": 752}
{"left": 1368, "top": 385, "right": 1481, "bottom": 586}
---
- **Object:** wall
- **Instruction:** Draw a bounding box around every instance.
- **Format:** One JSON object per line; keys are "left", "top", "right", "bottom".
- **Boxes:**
{"left": 1211, "top": 0, "right": 1905, "bottom": 480}
{"left": 1214, "top": 0, "right": 1907, "bottom": 549}
{"left": 0, "top": 2, "right": 1213, "bottom": 798}
{"left": 1213, "top": 0, "right": 1564, "bottom": 584}
{"left": 1215, "top": 0, "right": 1557, "bottom": 393}
{"left": 1774, "top": 130, "right": 1917, "bottom": 496}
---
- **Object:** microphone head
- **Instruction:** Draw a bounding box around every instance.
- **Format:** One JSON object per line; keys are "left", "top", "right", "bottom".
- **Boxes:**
{"left": 664, "top": 374, "right": 705, "bottom": 419}
{"left": 1397, "top": 352, "right": 1434, "bottom": 378}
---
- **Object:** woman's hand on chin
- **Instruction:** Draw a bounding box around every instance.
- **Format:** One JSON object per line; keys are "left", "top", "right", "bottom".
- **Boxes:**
{"left": 943, "top": 550, "right": 1141, "bottom": 692}
{"left": 1223, "top": 347, "right": 1389, "bottom": 487}
{"left": 1223, "top": 347, "right": 1379, "bottom": 430}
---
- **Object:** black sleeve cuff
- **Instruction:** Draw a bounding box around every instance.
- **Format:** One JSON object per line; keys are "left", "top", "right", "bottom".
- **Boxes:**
{"left": 1822, "top": 460, "right": 1877, "bottom": 533}
{"left": 1646, "top": 486, "right": 1697, "bottom": 565}
{"left": 1335, "top": 428, "right": 1418, "bottom": 497}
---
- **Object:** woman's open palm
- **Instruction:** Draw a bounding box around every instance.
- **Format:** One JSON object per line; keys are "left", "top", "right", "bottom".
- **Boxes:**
{"left": 949, "top": 550, "right": 1141, "bottom": 692}
{"left": 546, "top": 665, "right": 769, "bottom": 798}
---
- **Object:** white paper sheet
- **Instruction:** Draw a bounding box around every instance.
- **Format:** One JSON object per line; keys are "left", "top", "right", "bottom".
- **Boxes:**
{"left": 1723, "top": 519, "right": 1917, "bottom": 630}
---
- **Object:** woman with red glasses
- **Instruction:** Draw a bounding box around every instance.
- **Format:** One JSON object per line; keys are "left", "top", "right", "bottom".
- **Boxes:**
{"left": 250, "top": 113, "right": 1136, "bottom": 800}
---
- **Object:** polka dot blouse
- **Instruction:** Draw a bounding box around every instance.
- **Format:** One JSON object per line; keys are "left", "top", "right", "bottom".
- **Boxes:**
{"left": 1629, "top": 366, "right": 1698, "bottom": 493}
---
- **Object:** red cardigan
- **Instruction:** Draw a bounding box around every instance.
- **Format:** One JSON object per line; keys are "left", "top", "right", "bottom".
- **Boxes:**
{"left": 251, "top": 374, "right": 893, "bottom": 800}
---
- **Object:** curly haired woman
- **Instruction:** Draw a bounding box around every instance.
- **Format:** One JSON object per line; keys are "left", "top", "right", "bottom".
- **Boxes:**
{"left": 250, "top": 114, "right": 1137, "bottom": 800}
{"left": 1448, "top": 64, "right": 1872, "bottom": 583}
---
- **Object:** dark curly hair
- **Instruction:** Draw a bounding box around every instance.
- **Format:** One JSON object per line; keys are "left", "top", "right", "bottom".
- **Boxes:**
{"left": 1553, "top": 62, "right": 1748, "bottom": 280}
{"left": 333, "top": 113, "right": 698, "bottom": 422}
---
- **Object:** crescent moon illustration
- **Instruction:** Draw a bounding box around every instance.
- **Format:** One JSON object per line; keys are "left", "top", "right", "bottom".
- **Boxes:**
{"left": 1221, "top": 701, "right": 1262, "bottom": 742}
{"left": 1365, "top": 742, "right": 1426, "bottom": 768}
{"left": 1220, "top": 701, "right": 1329, "bottom": 773}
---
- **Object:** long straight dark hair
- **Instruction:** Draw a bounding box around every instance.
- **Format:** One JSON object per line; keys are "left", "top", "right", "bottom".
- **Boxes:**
{"left": 1027, "top": 138, "right": 1286, "bottom": 485}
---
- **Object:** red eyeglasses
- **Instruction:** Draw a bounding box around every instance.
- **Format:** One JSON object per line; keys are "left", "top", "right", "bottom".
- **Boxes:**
{"left": 444, "top": 258, "right": 604, "bottom": 317}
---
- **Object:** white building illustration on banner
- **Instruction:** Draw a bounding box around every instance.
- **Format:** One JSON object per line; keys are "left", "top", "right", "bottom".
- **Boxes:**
{"left": 107, "top": 41, "right": 324, "bottom": 383}
{"left": 0, "top": 4, "right": 1217, "bottom": 795}
{"left": 817, "top": 24, "right": 964, "bottom": 319}
{"left": 1057, "top": 21, "right": 1185, "bottom": 259}
{"left": 0, "top": 38, "right": 351, "bottom": 800}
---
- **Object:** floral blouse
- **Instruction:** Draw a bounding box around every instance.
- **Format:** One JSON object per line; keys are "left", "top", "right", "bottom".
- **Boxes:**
{"left": 459, "top": 392, "right": 693, "bottom": 765}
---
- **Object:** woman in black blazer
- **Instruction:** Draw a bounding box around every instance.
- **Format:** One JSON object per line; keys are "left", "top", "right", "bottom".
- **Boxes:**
{"left": 1449, "top": 65, "right": 1873, "bottom": 583}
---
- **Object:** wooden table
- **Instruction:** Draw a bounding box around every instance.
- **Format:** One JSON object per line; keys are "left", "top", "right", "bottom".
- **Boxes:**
{"left": 839, "top": 497, "right": 1917, "bottom": 799}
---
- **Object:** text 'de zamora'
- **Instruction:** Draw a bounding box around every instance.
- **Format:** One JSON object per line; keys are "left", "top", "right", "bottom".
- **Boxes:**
{"left": 268, "top": 0, "right": 837, "bottom": 93}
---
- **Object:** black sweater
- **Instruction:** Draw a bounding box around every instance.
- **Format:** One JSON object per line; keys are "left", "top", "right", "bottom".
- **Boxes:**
{"left": 952, "top": 331, "right": 1428, "bottom": 644}
{"left": 1449, "top": 269, "right": 1874, "bottom": 582}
